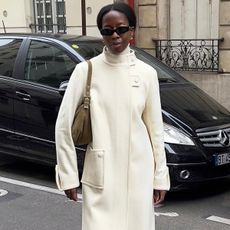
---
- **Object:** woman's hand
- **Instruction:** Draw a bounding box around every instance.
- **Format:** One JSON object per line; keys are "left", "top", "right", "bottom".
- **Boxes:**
{"left": 64, "top": 188, "right": 78, "bottom": 202}
{"left": 153, "top": 189, "right": 167, "bottom": 205}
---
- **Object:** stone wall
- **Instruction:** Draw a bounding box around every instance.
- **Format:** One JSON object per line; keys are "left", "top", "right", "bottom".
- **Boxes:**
{"left": 0, "top": 0, "right": 33, "bottom": 33}
{"left": 182, "top": 0, "right": 230, "bottom": 110}
{"left": 135, "top": 0, "right": 230, "bottom": 110}
{"left": 66, "top": 0, "right": 113, "bottom": 36}
{"left": 219, "top": 0, "right": 230, "bottom": 73}
{"left": 136, "top": 0, "right": 157, "bottom": 56}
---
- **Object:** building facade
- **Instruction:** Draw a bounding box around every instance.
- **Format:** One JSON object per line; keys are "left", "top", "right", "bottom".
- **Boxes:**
{"left": 0, "top": 0, "right": 230, "bottom": 109}
{"left": 137, "top": 0, "right": 230, "bottom": 110}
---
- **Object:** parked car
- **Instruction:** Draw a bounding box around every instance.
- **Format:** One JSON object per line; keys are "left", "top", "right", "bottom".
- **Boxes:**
{"left": 0, "top": 33, "right": 230, "bottom": 190}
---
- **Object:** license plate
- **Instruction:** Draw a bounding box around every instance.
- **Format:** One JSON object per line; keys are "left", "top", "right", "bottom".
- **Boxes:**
{"left": 213, "top": 153, "right": 230, "bottom": 166}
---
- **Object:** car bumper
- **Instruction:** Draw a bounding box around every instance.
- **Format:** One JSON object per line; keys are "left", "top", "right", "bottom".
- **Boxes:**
{"left": 168, "top": 162, "right": 230, "bottom": 191}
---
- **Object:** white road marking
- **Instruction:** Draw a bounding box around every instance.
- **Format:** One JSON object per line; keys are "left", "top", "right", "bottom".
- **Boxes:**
{"left": 155, "top": 212, "right": 179, "bottom": 217}
{"left": 206, "top": 216, "right": 230, "bottom": 225}
{"left": 0, "top": 176, "right": 82, "bottom": 202}
{"left": 0, "top": 189, "right": 8, "bottom": 197}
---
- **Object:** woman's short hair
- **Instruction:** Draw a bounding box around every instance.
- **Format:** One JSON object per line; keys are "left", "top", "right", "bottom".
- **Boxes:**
{"left": 97, "top": 2, "right": 136, "bottom": 30}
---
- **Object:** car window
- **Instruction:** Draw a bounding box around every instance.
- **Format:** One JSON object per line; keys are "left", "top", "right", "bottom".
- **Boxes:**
{"left": 0, "top": 38, "right": 22, "bottom": 77}
{"left": 68, "top": 41, "right": 103, "bottom": 60}
{"left": 135, "top": 49, "right": 176, "bottom": 82}
{"left": 25, "top": 40, "right": 76, "bottom": 88}
{"left": 133, "top": 47, "right": 184, "bottom": 83}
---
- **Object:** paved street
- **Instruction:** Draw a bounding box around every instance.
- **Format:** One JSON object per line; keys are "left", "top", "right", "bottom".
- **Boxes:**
{"left": 0, "top": 155, "right": 230, "bottom": 230}
{"left": 155, "top": 182, "right": 230, "bottom": 230}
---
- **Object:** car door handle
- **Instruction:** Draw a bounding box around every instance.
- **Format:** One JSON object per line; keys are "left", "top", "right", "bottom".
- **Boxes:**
{"left": 16, "top": 91, "right": 31, "bottom": 101}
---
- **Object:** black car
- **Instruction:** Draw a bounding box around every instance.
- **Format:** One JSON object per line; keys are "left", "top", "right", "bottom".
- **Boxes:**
{"left": 0, "top": 33, "right": 230, "bottom": 190}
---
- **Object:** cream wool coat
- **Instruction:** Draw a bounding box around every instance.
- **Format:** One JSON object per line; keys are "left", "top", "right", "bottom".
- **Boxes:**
{"left": 55, "top": 46, "right": 170, "bottom": 230}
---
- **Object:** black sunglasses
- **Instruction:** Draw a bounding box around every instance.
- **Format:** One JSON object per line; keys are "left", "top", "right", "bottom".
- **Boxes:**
{"left": 100, "top": 26, "right": 131, "bottom": 36}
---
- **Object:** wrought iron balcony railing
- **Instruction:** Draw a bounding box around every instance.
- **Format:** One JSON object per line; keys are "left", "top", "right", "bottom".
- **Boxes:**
{"left": 153, "top": 39, "right": 223, "bottom": 72}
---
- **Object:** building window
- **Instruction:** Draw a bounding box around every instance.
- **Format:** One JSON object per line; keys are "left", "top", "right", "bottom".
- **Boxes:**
{"left": 33, "top": 0, "right": 66, "bottom": 33}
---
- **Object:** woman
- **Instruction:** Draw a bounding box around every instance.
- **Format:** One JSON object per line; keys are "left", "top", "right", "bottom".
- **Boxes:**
{"left": 55, "top": 2, "right": 170, "bottom": 230}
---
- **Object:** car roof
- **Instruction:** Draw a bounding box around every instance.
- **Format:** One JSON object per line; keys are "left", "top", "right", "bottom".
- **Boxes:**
{"left": 0, "top": 33, "right": 102, "bottom": 43}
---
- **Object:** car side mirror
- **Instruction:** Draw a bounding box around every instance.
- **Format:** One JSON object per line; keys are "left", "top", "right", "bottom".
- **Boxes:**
{"left": 58, "top": 80, "right": 69, "bottom": 96}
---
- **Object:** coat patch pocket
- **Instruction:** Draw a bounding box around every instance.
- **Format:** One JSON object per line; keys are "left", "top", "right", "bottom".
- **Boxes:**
{"left": 81, "top": 148, "right": 104, "bottom": 189}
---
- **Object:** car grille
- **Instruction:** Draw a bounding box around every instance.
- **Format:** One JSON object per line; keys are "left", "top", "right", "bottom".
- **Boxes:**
{"left": 197, "top": 127, "right": 230, "bottom": 147}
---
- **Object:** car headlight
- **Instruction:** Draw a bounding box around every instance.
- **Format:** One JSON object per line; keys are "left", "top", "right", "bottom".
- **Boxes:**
{"left": 164, "top": 123, "right": 195, "bottom": 145}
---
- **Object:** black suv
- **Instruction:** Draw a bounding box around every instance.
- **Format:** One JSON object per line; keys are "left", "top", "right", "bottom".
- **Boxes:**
{"left": 0, "top": 33, "right": 230, "bottom": 190}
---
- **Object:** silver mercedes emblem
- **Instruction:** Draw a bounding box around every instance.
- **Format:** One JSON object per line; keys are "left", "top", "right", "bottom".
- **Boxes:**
{"left": 219, "top": 130, "right": 230, "bottom": 147}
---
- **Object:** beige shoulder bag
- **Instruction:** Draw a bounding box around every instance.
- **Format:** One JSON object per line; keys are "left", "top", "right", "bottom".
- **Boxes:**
{"left": 71, "top": 60, "right": 92, "bottom": 145}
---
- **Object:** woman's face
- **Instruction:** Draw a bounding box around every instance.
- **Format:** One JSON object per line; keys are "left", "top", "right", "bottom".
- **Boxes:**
{"left": 101, "top": 10, "right": 134, "bottom": 54}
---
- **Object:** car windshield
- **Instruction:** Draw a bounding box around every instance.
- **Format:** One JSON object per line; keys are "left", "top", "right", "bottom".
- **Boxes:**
{"left": 67, "top": 40, "right": 104, "bottom": 60}
{"left": 66, "top": 39, "right": 183, "bottom": 83}
{"left": 132, "top": 47, "right": 183, "bottom": 83}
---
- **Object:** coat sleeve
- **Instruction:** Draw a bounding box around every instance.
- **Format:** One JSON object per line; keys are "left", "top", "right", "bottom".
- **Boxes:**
{"left": 142, "top": 68, "right": 170, "bottom": 191}
{"left": 55, "top": 62, "right": 88, "bottom": 191}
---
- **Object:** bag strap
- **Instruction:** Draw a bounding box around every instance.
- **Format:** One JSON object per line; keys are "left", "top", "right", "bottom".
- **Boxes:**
{"left": 83, "top": 60, "right": 92, "bottom": 108}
